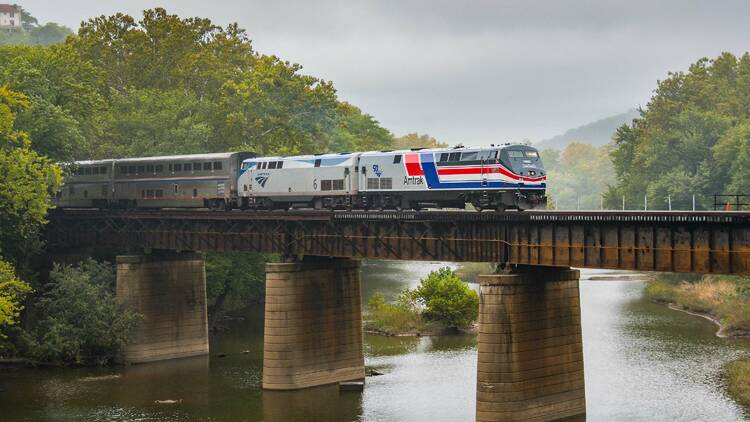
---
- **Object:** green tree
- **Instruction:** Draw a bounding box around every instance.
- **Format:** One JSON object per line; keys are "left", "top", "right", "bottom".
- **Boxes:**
{"left": 0, "top": 261, "right": 32, "bottom": 342}
{"left": 607, "top": 52, "right": 750, "bottom": 210}
{"left": 206, "top": 252, "right": 273, "bottom": 327}
{"left": 29, "top": 23, "right": 73, "bottom": 46}
{"left": 545, "top": 143, "right": 614, "bottom": 210}
{"left": 27, "top": 260, "right": 140, "bottom": 365}
{"left": 393, "top": 132, "right": 448, "bottom": 150}
{"left": 328, "top": 102, "right": 394, "bottom": 152}
{"left": 409, "top": 267, "right": 479, "bottom": 330}
{"left": 0, "top": 85, "right": 62, "bottom": 262}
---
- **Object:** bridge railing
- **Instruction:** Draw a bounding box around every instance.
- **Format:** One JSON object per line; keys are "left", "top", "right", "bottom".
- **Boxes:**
{"left": 714, "top": 194, "right": 750, "bottom": 211}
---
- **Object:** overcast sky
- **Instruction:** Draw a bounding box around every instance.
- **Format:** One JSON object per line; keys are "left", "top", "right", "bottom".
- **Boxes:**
{"left": 21, "top": 0, "right": 750, "bottom": 145}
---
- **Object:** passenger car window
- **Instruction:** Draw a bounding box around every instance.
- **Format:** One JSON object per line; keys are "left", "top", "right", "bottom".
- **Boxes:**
{"left": 213, "top": 161, "right": 222, "bottom": 170}
{"left": 277, "top": 161, "right": 283, "bottom": 169}
{"left": 203, "top": 162, "right": 212, "bottom": 171}
{"left": 268, "top": 161, "right": 277, "bottom": 169}
{"left": 184, "top": 163, "right": 192, "bottom": 171}
{"left": 314, "top": 159, "right": 321, "bottom": 168}
{"left": 155, "top": 165, "right": 163, "bottom": 173}
{"left": 193, "top": 162, "right": 201, "bottom": 171}
{"left": 175, "top": 163, "right": 182, "bottom": 172}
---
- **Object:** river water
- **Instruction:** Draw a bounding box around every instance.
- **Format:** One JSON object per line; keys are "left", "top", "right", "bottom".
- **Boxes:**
{"left": 1, "top": 262, "right": 749, "bottom": 421}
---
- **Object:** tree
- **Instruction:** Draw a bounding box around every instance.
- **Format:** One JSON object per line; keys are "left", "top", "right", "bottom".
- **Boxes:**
{"left": 607, "top": 52, "right": 750, "bottom": 210}
{"left": 545, "top": 143, "right": 614, "bottom": 210}
{"left": 206, "top": 252, "right": 273, "bottom": 327}
{"left": 0, "top": 261, "right": 32, "bottom": 342}
{"left": 0, "top": 85, "right": 62, "bottom": 262}
{"left": 393, "top": 132, "right": 448, "bottom": 150}
{"left": 409, "top": 267, "right": 479, "bottom": 330}
{"left": 29, "top": 23, "right": 73, "bottom": 46}
{"left": 27, "top": 260, "right": 140, "bottom": 365}
{"left": 328, "top": 102, "right": 394, "bottom": 152}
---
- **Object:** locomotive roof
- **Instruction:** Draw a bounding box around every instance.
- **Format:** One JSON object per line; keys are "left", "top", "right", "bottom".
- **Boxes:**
{"left": 74, "top": 152, "right": 247, "bottom": 165}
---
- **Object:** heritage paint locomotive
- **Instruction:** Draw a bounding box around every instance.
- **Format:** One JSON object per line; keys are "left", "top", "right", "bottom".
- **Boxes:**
{"left": 55, "top": 144, "right": 546, "bottom": 211}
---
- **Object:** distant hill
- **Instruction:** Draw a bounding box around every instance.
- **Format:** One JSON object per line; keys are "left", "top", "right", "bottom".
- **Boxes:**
{"left": 536, "top": 109, "right": 639, "bottom": 150}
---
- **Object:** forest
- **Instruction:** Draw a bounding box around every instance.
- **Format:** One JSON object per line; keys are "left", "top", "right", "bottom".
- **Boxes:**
{"left": 0, "top": 8, "right": 429, "bottom": 363}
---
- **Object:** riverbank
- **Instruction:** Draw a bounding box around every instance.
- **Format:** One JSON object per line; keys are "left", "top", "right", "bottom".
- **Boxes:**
{"left": 644, "top": 273, "right": 750, "bottom": 411}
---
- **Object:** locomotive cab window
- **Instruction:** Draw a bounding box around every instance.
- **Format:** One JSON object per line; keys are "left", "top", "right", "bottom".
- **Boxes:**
{"left": 525, "top": 150, "right": 539, "bottom": 159}
{"left": 439, "top": 153, "right": 449, "bottom": 162}
{"left": 393, "top": 155, "right": 402, "bottom": 164}
{"left": 507, "top": 150, "right": 524, "bottom": 158}
{"left": 461, "top": 152, "right": 478, "bottom": 161}
{"left": 449, "top": 152, "right": 461, "bottom": 161}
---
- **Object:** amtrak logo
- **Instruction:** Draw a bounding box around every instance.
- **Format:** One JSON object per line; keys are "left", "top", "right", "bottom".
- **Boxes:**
{"left": 372, "top": 164, "right": 383, "bottom": 177}
{"left": 255, "top": 175, "right": 269, "bottom": 187}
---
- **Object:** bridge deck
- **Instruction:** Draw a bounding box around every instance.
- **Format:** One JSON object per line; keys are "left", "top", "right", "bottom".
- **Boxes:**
{"left": 47, "top": 210, "right": 750, "bottom": 275}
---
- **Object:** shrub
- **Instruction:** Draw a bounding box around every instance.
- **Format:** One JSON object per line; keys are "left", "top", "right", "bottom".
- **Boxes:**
{"left": 411, "top": 267, "right": 479, "bottom": 330}
{"left": 0, "top": 260, "right": 32, "bottom": 343}
{"left": 365, "top": 292, "right": 424, "bottom": 334}
{"left": 27, "top": 259, "right": 140, "bottom": 365}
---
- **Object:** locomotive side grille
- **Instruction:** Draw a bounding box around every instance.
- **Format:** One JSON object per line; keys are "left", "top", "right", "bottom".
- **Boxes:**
{"left": 367, "top": 178, "right": 379, "bottom": 189}
{"left": 333, "top": 179, "right": 345, "bottom": 190}
{"left": 321, "top": 180, "right": 333, "bottom": 191}
{"left": 381, "top": 178, "right": 392, "bottom": 189}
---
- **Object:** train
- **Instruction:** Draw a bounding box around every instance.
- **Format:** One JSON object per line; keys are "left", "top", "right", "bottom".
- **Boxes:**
{"left": 53, "top": 144, "right": 547, "bottom": 211}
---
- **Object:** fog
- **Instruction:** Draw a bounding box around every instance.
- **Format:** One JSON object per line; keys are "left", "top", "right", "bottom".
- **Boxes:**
{"left": 21, "top": 0, "right": 750, "bottom": 145}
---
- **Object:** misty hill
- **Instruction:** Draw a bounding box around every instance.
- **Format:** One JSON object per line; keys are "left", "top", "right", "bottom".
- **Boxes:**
{"left": 536, "top": 109, "right": 639, "bottom": 150}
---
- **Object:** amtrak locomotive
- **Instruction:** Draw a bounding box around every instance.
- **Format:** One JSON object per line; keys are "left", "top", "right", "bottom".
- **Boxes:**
{"left": 54, "top": 144, "right": 546, "bottom": 211}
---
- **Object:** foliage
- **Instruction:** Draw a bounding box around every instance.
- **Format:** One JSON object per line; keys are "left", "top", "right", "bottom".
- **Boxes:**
{"left": 542, "top": 143, "right": 615, "bottom": 210}
{"left": 26, "top": 260, "right": 140, "bottom": 365}
{"left": 607, "top": 52, "right": 750, "bottom": 210}
{"left": 725, "top": 357, "right": 750, "bottom": 411}
{"left": 409, "top": 267, "right": 479, "bottom": 330}
{"left": 206, "top": 252, "right": 274, "bottom": 324}
{"left": 0, "top": 260, "right": 32, "bottom": 341}
{"left": 0, "top": 85, "right": 62, "bottom": 262}
{"left": 365, "top": 292, "right": 424, "bottom": 334}
{"left": 393, "top": 132, "right": 448, "bottom": 150}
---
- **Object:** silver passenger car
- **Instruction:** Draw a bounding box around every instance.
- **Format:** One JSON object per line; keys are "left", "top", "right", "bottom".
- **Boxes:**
{"left": 54, "top": 152, "right": 255, "bottom": 209}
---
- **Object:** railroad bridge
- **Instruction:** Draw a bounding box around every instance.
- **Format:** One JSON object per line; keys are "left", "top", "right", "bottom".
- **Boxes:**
{"left": 46, "top": 210, "right": 750, "bottom": 422}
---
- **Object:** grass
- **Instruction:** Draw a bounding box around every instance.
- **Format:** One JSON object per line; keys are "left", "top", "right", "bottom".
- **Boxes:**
{"left": 645, "top": 274, "right": 750, "bottom": 335}
{"left": 364, "top": 292, "right": 425, "bottom": 335}
{"left": 726, "top": 357, "right": 750, "bottom": 410}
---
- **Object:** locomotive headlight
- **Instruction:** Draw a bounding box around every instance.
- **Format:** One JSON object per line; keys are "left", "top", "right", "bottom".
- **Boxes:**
{"left": 529, "top": 170, "right": 536, "bottom": 176}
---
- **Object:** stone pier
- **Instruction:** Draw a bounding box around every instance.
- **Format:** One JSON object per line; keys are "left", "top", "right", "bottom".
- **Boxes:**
{"left": 262, "top": 257, "right": 364, "bottom": 390}
{"left": 116, "top": 252, "right": 209, "bottom": 363}
{"left": 476, "top": 266, "right": 585, "bottom": 422}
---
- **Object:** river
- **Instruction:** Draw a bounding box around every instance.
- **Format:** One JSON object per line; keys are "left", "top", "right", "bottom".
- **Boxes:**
{"left": 1, "top": 262, "right": 749, "bottom": 421}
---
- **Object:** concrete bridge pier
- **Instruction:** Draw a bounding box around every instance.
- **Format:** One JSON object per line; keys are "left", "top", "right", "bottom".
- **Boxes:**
{"left": 477, "top": 266, "right": 585, "bottom": 422}
{"left": 262, "top": 257, "right": 364, "bottom": 390}
{"left": 116, "top": 251, "right": 209, "bottom": 363}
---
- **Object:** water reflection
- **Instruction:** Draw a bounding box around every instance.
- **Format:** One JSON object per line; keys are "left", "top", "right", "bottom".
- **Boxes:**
{"left": 262, "top": 384, "right": 362, "bottom": 422}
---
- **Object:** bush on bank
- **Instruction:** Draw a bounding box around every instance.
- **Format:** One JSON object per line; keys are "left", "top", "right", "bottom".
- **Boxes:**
{"left": 725, "top": 357, "right": 750, "bottom": 410}
{"left": 645, "top": 274, "right": 750, "bottom": 335}
{"left": 23, "top": 259, "right": 140, "bottom": 365}
{"left": 365, "top": 267, "right": 479, "bottom": 335}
